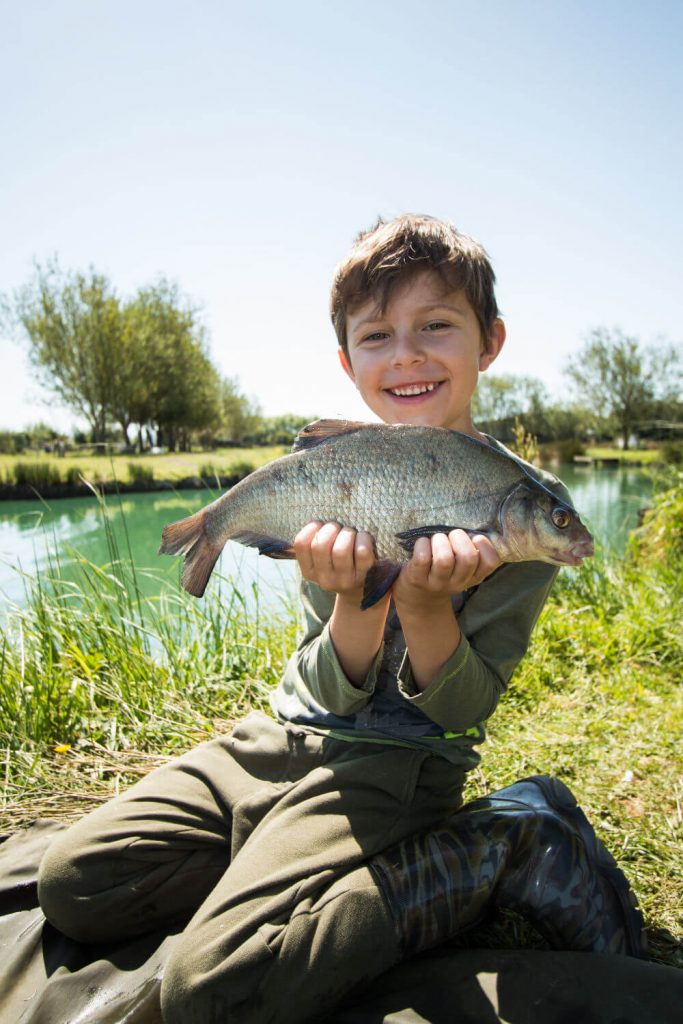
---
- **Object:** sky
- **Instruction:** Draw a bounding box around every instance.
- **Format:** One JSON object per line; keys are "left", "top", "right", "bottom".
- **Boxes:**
{"left": 1, "top": 0, "right": 681, "bottom": 433}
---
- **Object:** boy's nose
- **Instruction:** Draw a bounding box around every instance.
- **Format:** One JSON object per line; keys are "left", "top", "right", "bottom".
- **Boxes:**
{"left": 392, "top": 332, "right": 425, "bottom": 366}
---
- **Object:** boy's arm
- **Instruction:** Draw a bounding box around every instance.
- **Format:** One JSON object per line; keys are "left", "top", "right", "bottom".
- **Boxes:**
{"left": 392, "top": 530, "right": 501, "bottom": 691}
{"left": 292, "top": 521, "right": 390, "bottom": 701}
{"left": 393, "top": 469, "right": 571, "bottom": 729}
{"left": 395, "top": 556, "right": 559, "bottom": 731}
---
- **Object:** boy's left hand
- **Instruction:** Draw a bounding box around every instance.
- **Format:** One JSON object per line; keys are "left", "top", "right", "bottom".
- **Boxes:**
{"left": 393, "top": 529, "right": 501, "bottom": 610}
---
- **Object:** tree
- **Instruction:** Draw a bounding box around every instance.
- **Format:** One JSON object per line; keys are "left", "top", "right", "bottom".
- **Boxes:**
{"left": 6, "top": 261, "right": 125, "bottom": 443}
{"left": 252, "top": 414, "right": 316, "bottom": 445}
{"left": 219, "top": 378, "right": 262, "bottom": 444}
{"left": 3, "top": 265, "right": 232, "bottom": 450}
{"left": 564, "top": 328, "right": 681, "bottom": 449}
{"left": 124, "top": 282, "right": 223, "bottom": 452}
{"left": 472, "top": 374, "right": 549, "bottom": 439}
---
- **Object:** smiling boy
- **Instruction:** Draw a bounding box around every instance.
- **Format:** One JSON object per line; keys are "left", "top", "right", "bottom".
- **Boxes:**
{"left": 38, "top": 214, "right": 645, "bottom": 1024}
{"left": 294, "top": 248, "right": 507, "bottom": 696}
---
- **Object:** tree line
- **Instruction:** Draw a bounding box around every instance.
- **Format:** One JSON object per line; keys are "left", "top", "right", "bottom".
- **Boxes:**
{"left": 476, "top": 327, "right": 681, "bottom": 450}
{"left": 1, "top": 262, "right": 313, "bottom": 452}
{"left": 2, "top": 263, "right": 681, "bottom": 453}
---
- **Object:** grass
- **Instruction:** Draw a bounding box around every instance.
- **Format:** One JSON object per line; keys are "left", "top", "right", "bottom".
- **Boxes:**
{"left": 585, "top": 446, "right": 663, "bottom": 464}
{"left": 0, "top": 473, "right": 681, "bottom": 968}
{"left": 0, "top": 445, "right": 288, "bottom": 489}
{"left": 0, "top": 442, "right": 670, "bottom": 490}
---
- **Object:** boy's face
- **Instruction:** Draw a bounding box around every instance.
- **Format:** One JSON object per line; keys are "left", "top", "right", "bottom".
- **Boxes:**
{"left": 340, "top": 270, "right": 505, "bottom": 437}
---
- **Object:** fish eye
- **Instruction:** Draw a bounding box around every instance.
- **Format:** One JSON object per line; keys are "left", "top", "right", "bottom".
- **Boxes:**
{"left": 551, "top": 507, "right": 571, "bottom": 529}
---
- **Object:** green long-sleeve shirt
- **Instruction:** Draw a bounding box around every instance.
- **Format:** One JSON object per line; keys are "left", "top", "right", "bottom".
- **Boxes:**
{"left": 270, "top": 442, "right": 571, "bottom": 768}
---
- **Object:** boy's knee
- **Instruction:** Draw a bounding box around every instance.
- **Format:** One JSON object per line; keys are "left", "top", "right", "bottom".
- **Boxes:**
{"left": 37, "top": 830, "right": 100, "bottom": 942}
{"left": 38, "top": 827, "right": 140, "bottom": 943}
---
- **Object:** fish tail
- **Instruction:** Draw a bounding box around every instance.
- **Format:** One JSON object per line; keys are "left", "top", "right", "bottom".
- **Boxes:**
{"left": 158, "top": 509, "right": 222, "bottom": 597}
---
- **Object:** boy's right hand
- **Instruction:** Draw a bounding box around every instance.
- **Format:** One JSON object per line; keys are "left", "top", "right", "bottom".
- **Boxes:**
{"left": 293, "top": 521, "right": 375, "bottom": 605}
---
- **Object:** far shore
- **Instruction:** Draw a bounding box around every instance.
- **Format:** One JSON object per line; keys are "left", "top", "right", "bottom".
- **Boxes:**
{"left": 0, "top": 473, "right": 250, "bottom": 502}
{"left": 0, "top": 443, "right": 665, "bottom": 502}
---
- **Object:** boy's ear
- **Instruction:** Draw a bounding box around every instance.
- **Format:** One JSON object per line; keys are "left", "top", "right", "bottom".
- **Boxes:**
{"left": 479, "top": 319, "right": 506, "bottom": 372}
{"left": 338, "top": 348, "right": 356, "bottom": 382}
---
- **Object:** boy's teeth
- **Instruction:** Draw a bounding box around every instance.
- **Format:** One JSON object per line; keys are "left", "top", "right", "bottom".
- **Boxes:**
{"left": 390, "top": 383, "right": 436, "bottom": 397}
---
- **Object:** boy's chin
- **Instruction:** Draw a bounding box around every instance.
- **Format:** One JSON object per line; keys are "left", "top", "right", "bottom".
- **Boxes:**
{"left": 381, "top": 405, "right": 466, "bottom": 432}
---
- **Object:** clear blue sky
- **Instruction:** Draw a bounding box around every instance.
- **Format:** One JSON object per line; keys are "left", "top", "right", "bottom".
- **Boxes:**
{"left": 1, "top": 0, "right": 681, "bottom": 432}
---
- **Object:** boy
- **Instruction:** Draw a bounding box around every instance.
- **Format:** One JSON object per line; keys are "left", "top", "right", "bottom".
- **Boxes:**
{"left": 38, "top": 214, "right": 645, "bottom": 1024}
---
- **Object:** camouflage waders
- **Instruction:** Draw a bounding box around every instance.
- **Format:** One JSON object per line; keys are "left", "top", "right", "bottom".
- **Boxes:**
{"left": 369, "top": 774, "right": 648, "bottom": 959}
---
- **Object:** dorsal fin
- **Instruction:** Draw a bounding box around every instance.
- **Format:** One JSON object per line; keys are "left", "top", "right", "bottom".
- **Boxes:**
{"left": 291, "top": 418, "right": 370, "bottom": 453}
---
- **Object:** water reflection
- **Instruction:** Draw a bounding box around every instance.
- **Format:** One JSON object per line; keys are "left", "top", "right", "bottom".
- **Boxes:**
{"left": 558, "top": 463, "right": 653, "bottom": 554}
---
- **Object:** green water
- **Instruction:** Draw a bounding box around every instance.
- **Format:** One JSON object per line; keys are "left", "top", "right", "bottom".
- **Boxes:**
{"left": 0, "top": 489, "right": 297, "bottom": 610}
{"left": 0, "top": 464, "right": 654, "bottom": 608}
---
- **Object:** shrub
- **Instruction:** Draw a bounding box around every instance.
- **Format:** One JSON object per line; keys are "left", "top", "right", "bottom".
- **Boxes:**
{"left": 555, "top": 439, "right": 586, "bottom": 463}
{"left": 127, "top": 462, "right": 155, "bottom": 484}
{"left": 508, "top": 418, "right": 539, "bottom": 465}
{"left": 630, "top": 471, "right": 683, "bottom": 562}
{"left": 12, "top": 461, "right": 62, "bottom": 488}
{"left": 199, "top": 463, "right": 220, "bottom": 484}
{"left": 0, "top": 431, "right": 27, "bottom": 454}
{"left": 227, "top": 460, "right": 255, "bottom": 480}
{"left": 661, "top": 441, "right": 683, "bottom": 466}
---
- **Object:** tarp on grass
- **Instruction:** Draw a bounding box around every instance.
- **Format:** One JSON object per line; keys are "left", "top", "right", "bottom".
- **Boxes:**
{"left": 1, "top": 820, "right": 681, "bottom": 1024}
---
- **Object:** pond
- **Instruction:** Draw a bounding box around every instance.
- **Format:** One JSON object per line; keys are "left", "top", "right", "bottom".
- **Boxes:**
{"left": 0, "top": 463, "right": 655, "bottom": 610}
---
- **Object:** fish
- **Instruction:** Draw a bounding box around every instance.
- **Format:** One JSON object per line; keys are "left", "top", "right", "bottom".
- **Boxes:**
{"left": 159, "top": 419, "right": 594, "bottom": 609}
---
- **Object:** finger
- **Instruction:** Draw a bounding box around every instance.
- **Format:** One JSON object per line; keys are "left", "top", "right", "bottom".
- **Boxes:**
{"left": 448, "top": 529, "right": 480, "bottom": 581}
{"left": 331, "top": 527, "right": 357, "bottom": 571}
{"left": 354, "top": 531, "right": 376, "bottom": 572}
{"left": 293, "top": 520, "right": 322, "bottom": 574}
{"left": 427, "top": 532, "right": 455, "bottom": 584}
{"left": 406, "top": 536, "right": 432, "bottom": 584}
{"left": 469, "top": 534, "right": 502, "bottom": 583}
{"left": 310, "top": 521, "right": 342, "bottom": 570}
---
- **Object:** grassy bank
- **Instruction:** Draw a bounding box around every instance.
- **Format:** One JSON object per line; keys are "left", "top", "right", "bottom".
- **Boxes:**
{"left": 0, "top": 475, "right": 681, "bottom": 966}
{"left": 585, "top": 445, "right": 664, "bottom": 464}
{"left": 0, "top": 445, "right": 287, "bottom": 494}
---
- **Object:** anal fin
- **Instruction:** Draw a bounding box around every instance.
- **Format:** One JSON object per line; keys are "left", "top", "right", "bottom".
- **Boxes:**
{"left": 361, "top": 559, "right": 402, "bottom": 610}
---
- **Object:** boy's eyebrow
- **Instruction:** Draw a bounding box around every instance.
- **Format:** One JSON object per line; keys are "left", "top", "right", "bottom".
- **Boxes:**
{"left": 350, "top": 301, "right": 468, "bottom": 332}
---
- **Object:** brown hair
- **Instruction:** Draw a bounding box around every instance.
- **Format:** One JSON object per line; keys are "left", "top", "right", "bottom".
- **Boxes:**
{"left": 331, "top": 213, "right": 499, "bottom": 356}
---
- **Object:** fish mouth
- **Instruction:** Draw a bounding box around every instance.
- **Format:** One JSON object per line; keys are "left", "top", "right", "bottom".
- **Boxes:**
{"left": 384, "top": 381, "right": 444, "bottom": 399}
{"left": 555, "top": 539, "right": 595, "bottom": 566}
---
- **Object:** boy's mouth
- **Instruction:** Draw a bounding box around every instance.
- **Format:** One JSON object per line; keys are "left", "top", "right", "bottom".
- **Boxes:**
{"left": 385, "top": 381, "right": 442, "bottom": 398}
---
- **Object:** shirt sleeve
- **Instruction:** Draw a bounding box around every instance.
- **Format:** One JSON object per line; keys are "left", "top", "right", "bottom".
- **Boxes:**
{"left": 395, "top": 558, "right": 559, "bottom": 731}
{"left": 284, "top": 574, "right": 383, "bottom": 716}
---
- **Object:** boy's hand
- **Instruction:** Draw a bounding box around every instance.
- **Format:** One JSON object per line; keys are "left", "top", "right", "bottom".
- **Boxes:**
{"left": 293, "top": 521, "right": 375, "bottom": 604}
{"left": 393, "top": 530, "right": 501, "bottom": 611}
{"left": 391, "top": 530, "right": 502, "bottom": 692}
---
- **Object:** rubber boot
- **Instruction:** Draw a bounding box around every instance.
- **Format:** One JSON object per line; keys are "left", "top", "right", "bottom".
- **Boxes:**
{"left": 368, "top": 774, "right": 647, "bottom": 961}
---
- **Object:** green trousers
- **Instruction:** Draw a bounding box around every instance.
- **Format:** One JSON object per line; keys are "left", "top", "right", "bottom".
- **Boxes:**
{"left": 38, "top": 712, "right": 466, "bottom": 1024}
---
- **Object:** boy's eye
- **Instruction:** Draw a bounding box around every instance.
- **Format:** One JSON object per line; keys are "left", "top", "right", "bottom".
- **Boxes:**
{"left": 425, "top": 321, "right": 450, "bottom": 331}
{"left": 361, "top": 331, "right": 389, "bottom": 343}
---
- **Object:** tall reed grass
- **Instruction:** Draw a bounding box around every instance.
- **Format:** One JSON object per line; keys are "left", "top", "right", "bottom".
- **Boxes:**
{"left": 0, "top": 486, "right": 297, "bottom": 786}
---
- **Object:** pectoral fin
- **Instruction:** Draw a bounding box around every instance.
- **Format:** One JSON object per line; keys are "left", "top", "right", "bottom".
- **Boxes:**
{"left": 395, "top": 525, "right": 460, "bottom": 555}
